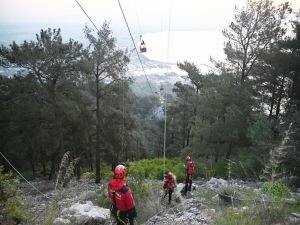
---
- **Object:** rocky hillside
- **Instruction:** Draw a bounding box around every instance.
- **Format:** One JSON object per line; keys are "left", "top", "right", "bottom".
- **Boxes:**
{"left": 16, "top": 177, "right": 300, "bottom": 225}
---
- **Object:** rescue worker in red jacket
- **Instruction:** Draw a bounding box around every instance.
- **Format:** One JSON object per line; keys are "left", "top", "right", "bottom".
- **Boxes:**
{"left": 108, "top": 164, "right": 137, "bottom": 225}
{"left": 163, "top": 171, "right": 177, "bottom": 204}
{"left": 182, "top": 155, "right": 195, "bottom": 195}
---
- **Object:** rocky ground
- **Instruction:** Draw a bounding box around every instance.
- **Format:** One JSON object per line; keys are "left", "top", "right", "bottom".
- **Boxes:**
{"left": 18, "top": 176, "right": 103, "bottom": 225}
{"left": 16, "top": 177, "right": 300, "bottom": 225}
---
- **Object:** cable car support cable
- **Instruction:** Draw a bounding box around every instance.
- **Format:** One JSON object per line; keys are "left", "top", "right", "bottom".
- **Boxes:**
{"left": 117, "top": 0, "right": 155, "bottom": 96}
{"left": 74, "top": 0, "right": 100, "bottom": 32}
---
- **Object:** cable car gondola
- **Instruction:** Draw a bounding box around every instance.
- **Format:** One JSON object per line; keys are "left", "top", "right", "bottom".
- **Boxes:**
{"left": 139, "top": 35, "right": 147, "bottom": 53}
{"left": 140, "top": 40, "right": 147, "bottom": 53}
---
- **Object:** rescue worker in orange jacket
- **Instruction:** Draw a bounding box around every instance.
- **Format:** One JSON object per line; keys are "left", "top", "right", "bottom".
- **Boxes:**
{"left": 108, "top": 164, "right": 137, "bottom": 225}
{"left": 163, "top": 171, "right": 177, "bottom": 204}
{"left": 182, "top": 155, "right": 195, "bottom": 195}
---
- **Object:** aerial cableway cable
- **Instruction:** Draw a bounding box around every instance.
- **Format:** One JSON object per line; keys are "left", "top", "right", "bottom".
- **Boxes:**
{"left": 74, "top": 0, "right": 129, "bottom": 162}
{"left": 75, "top": 0, "right": 173, "bottom": 175}
{"left": 75, "top": 0, "right": 156, "bottom": 96}
{"left": 75, "top": 0, "right": 100, "bottom": 32}
{"left": 129, "top": 0, "right": 173, "bottom": 177}
{"left": 75, "top": 0, "right": 159, "bottom": 99}
{"left": 116, "top": 0, "right": 156, "bottom": 96}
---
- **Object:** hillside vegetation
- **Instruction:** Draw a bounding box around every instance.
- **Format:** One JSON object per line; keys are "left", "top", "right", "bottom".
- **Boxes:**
{"left": 0, "top": 0, "right": 300, "bottom": 224}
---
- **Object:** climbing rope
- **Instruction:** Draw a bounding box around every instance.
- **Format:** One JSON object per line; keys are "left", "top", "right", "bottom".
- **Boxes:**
{"left": 0, "top": 151, "right": 50, "bottom": 199}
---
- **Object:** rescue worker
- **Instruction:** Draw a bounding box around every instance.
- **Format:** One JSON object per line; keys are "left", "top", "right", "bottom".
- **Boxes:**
{"left": 108, "top": 164, "right": 137, "bottom": 225}
{"left": 163, "top": 171, "right": 177, "bottom": 204}
{"left": 182, "top": 155, "right": 195, "bottom": 195}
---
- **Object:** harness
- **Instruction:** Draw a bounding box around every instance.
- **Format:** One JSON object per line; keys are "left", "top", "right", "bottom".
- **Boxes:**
{"left": 114, "top": 186, "right": 130, "bottom": 225}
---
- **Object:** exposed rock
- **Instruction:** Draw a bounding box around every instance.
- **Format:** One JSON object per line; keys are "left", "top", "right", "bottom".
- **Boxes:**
{"left": 285, "top": 198, "right": 297, "bottom": 205}
{"left": 21, "top": 177, "right": 105, "bottom": 225}
{"left": 142, "top": 193, "right": 212, "bottom": 225}
{"left": 291, "top": 213, "right": 300, "bottom": 218}
{"left": 288, "top": 213, "right": 300, "bottom": 224}
{"left": 20, "top": 177, "right": 294, "bottom": 225}
{"left": 281, "top": 176, "right": 300, "bottom": 190}
{"left": 79, "top": 191, "right": 97, "bottom": 202}
{"left": 53, "top": 201, "right": 109, "bottom": 225}
{"left": 53, "top": 218, "right": 71, "bottom": 225}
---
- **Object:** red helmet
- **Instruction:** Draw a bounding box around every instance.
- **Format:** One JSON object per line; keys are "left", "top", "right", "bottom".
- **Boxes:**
{"left": 185, "top": 155, "right": 191, "bottom": 161}
{"left": 114, "top": 164, "right": 127, "bottom": 179}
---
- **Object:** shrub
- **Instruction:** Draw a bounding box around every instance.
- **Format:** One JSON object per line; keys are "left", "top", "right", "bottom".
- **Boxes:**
{"left": 233, "top": 150, "right": 264, "bottom": 179}
{"left": 42, "top": 206, "right": 60, "bottom": 225}
{"left": 0, "top": 166, "right": 26, "bottom": 224}
{"left": 214, "top": 160, "right": 227, "bottom": 178}
{"left": 96, "top": 185, "right": 111, "bottom": 208}
{"left": 262, "top": 182, "right": 290, "bottom": 198}
{"left": 0, "top": 166, "right": 19, "bottom": 201}
{"left": 126, "top": 177, "right": 151, "bottom": 200}
{"left": 127, "top": 158, "right": 186, "bottom": 182}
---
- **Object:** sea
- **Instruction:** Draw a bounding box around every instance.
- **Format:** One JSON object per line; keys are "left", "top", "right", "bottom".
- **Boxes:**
{"left": 0, "top": 23, "right": 226, "bottom": 95}
{"left": 0, "top": 23, "right": 225, "bottom": 68}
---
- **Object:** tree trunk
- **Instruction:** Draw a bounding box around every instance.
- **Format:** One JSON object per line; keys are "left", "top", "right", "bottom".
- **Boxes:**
{"left": 88, "top": 134, "right": 93, "bottom": 171}
{"left": 40, "top": 148, "right": 47, "bottom": 177}
{"left": 95, "top": 72, "right": 101, "bottom": 183}
{"left": 27, "top": 147, "right": 36, "bottom": 178}
{"left": 186, "top": 126, "right": 191, "bottom": 146}
{"left": 269, "top": 83, "right": 276, "bottom": 120}
{"left": 214, "top": 148, "right": 219, "bottom": 163}
{"left": 76, "top": 160, "right": 81, "bottom": 180}
{"left": 287, "top": 76, "right": 295, "bottom": 114}
{"left": 49, "top": 86, "right": 58, "bottom": 181}
{"left": 48, "top": 153, "right": 56, "bottom": 180}
{"left": 29, "top": 159, "right": 36, "bottom": 178}
{"left": 225, "top": 141, "right": 232, "bottom": 159}
{"left": 89, "top": 147, "right": 94, "bottom": 172}
{"left": 275, "top": 75, "right": 286, "bottom": 120}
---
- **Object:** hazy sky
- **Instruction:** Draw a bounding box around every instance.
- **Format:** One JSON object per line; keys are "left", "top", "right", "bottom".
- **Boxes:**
{"left": 1, "top": 0, "right": 299, "bottom": 67}
{"left": 1, "top": 0, "right": 299, "bottom": 31}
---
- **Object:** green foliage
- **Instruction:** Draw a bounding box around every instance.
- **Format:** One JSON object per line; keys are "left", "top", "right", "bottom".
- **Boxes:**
{"left": 233, "top": 150, "right": 264, "bottom": 179}
{"left": 102, "top": 157, "right": 206, "bottom": 182}
{"left": 219, "top": 186, "right": 235, "bottom": 196}
{"left": 127, "top": 158, "right": 186, "bottom": 181}
{"left": 82, "top": 171, "right": 96, "bottom": 179}
{"left": 0, "top": 27, "right": 94, "bottom": 179}
{"left": 222, "top": 0, "right": 291, "bottom": 83}
{"left": 215, "top": 206, "right": 274, "bottom": 225}
{"left": 42, "top": 206, "right": 60, "bottom": 225}
{"left": 96, "top": 177, "right": 152, "bottom": 211}
{"left": 0, "top": 166, "right": 26, "bottom": 224}
{"left": 261, "top": 182, "right": 290, "bottom": 198}
{"left": 100, "top": 162, "right": 113, "bottom": 180}
{"left": 247, "top": 114, "right": 272, "bottom": 145}
{"left": 192, "top": 159, "right": 206, "bottom": 178}
{"left": 126, "top": 177, "right": 151, "bottom": 200}
{"left": 0, "top": 166, "right": 19, "bottom": 201}
{"left": 4, "top": 197, "right": 26, "bottom": 223}
{"left": 80, "top": 163, "right": 112, "bottom": 181}
{"left": 215, "top": 202, "right": 290, "bottom": 225}
{"left": 214, "top": 160, "right": 228, "bottom": 178}
{"left": 96, "top": 185, "right": 111, "bottom": 208}
{"left": 210, "top": 187, "right": 289, "bottom": 225}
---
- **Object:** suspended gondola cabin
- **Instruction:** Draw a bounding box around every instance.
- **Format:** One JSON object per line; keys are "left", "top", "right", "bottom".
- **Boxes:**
{"left": 140, "top": 40, "right": 147, "bottom": 53}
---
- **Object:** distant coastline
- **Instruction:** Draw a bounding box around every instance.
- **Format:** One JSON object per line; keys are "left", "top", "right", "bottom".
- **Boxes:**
{"left": 0, "top": 23, "right": 224, "bottom": 71}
